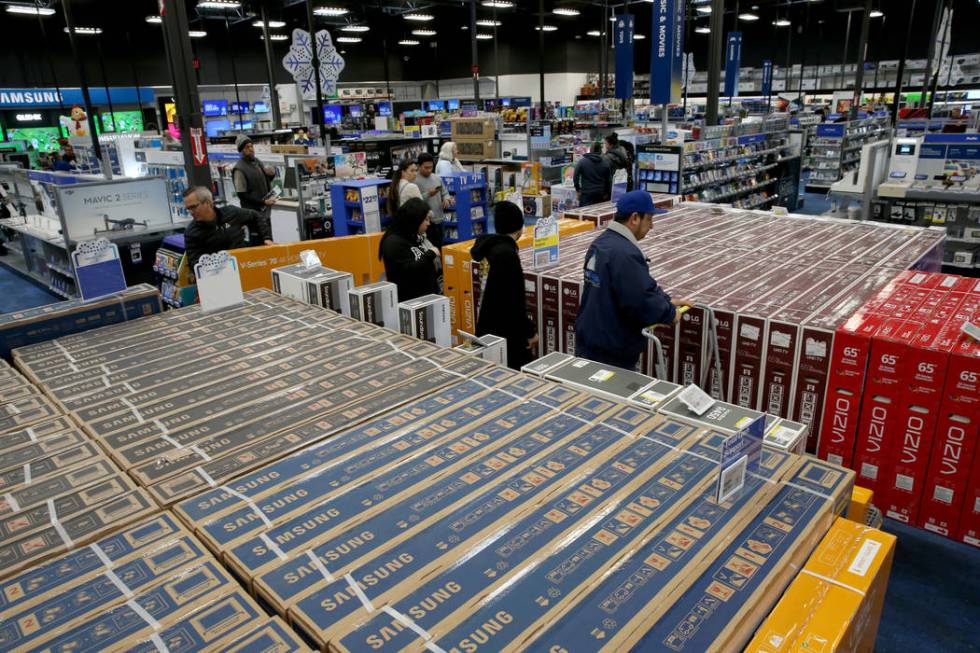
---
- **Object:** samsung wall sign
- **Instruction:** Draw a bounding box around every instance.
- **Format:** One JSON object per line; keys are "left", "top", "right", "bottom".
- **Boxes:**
{"left": 0, "top": 87, "right": 155, "bottom": 108}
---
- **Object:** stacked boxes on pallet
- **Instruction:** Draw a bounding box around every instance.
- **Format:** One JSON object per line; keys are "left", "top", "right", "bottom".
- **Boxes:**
{"left": 513, "top": 203, "right": 944, "bottom": 454}
{"left": 818, "top": 270, "right": 980, "bottom": 545}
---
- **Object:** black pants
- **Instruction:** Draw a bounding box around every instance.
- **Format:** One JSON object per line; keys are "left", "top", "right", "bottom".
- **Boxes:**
{"left": 426, "top": 222, "right": 444, "bottom": 249}
{"left": 580, "top": 191, "right": 607, "bottom": 207}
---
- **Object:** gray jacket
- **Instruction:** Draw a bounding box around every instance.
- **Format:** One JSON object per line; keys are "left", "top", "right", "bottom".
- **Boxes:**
{"left": 414, "top": 172, "right": 448, "bottom": 223}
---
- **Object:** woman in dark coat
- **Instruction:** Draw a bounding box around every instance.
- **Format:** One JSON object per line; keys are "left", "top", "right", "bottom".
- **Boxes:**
{"left": 471, "top": 201, "right": 538, "bottom": 370}
{"left": 379, "top": 197, "right": 440, "bottom": 302}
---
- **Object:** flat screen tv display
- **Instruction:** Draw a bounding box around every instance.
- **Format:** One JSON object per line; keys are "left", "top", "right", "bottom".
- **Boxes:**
{"left": 101, "top": 111, "right": 144, "bottom": 133}
{"left": 253, "top": 101, "right": 270, "bottom": 114}
{"left": 203, "top": 100, "right": 229, "bottom": 117}
{"left": 230, "top": 101, "right": 250, "bottom": 113}
{"left": 377, "top": 102, "right": 393, "bottom": 117}
{"left": 5, "top": 127, "right": 61, "bottom": 152}
{"left": 205, "top": 119, "right": 230, "bottom": 137}
{"left": 447, "top": 99, "right": 460, "bottom": 111}
{"left": 323, "top": 105, "right": 343, "bottom": 125}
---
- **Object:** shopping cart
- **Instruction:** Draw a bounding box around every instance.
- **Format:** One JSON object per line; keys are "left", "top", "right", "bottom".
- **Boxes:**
{"left": 642, "top": 304, "right": 723, "bottom": 396}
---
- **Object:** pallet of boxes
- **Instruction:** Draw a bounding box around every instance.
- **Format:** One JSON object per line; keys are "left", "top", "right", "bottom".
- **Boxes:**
{"left": 450, "top": 117, "right": 498, "bottom": 162}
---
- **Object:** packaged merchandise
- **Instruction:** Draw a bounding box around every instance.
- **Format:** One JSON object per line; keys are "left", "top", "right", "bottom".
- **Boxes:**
{"left": 398, "top": 294, "right": 451, "bottom": 347}
{"left": 349, "top": 281, "right": 398, "bottom": 329}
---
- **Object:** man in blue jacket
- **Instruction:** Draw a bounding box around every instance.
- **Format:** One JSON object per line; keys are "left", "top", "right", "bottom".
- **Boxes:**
{"left": 575, "top": 190, "right": 692, "bottom": 370}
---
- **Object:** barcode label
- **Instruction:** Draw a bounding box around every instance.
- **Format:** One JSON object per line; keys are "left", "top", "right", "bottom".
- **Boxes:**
{"left": 860, "top": 462, "right": 879, "bottom": 481}
{"left": 932, "top": 485, "right": 954, "bottom": 505}
{"left": 895, "top": 474, "right": 914, "bottom": 492}
{"left": 535, "top": 251, "right": 552, "bottom": 267}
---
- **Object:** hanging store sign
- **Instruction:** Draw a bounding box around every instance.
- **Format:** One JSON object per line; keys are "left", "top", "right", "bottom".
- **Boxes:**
{"left": 189, "top": 127, "right": 208, "bottom": 167}
{"left": 0, "top": 87, "right": 154, "bottom": 108}
{"left": 14, "top": 113, "right": 43, "bottom": 122}
{"left": 724, "top": 32, "right": 743, "bottom": 98}
{"left": 283, "top": 29, "right": 346, "bottom": 100}
{"left": 650, "top": 0, "right": 685, "bottom": 105}
{"left": 762, "top": 60, "right": 773, "bottom": 98}
{"left": 614, "top": 14, "right": 635, "bottom": 101}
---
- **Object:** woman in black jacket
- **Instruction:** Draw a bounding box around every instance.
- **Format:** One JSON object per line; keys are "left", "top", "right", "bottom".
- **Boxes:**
{"left": 379, "top": 197, "right": 440, "bottom": 302}
{"left": 472, "top": 202, "right": 538, "bottom": 370}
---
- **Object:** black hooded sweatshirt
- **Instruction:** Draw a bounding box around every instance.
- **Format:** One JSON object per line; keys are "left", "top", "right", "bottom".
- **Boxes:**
{"left": 471, "top": 234, "right": 536, "bottom": 370}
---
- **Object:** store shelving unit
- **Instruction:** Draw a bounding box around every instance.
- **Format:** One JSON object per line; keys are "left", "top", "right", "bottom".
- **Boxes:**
{"left": 807, "top": 114, "right": 891, "bottom": 192}
{"left": 329, "top": 178, "right": 391, "bottom": 236}
{"left": 441, "top": 172, "right": 489, "bottom": 244}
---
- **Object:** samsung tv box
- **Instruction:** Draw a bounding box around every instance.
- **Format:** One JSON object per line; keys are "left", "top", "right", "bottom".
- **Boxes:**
{"left": 398, "top": 294, "right": 451, "bottom": 347}
{"left": 349, "top": 281, "right": 398, "bottom": 329}
{"left": 521, "top": 352, "right": 574, "bottom": 377}
{"left": 544, "top": 357, "right": 660, "bottom": 403}
{"left": 454, "top": 331, "right": 507, "bottom": 366}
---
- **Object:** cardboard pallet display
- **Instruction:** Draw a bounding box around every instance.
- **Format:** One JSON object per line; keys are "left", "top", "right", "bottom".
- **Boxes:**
{"left": 513, "top": 202, "right": 944, "bottom": 453}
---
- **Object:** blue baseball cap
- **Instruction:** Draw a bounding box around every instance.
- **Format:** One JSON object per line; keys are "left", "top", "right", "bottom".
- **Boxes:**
{"left": 616, "top": 190, "right": 660, "bottom": 217}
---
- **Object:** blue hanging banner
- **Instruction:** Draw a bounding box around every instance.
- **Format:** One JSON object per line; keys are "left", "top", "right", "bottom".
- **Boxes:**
{"left": 762, "top": 60, "right": 773, "bottom": 98}
{"left": 724, "top": 32, "right": 743, "bottom": 98}
{"left": 650, "top": 0, "right": 686, "bottom": 105}
{"left": 614, "top": 14, "right": 635, "bottom": 100}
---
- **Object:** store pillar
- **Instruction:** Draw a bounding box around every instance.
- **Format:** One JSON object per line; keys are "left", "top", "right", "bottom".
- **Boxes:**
{"left": 705, "top": 0, "right": 724, "bottom": 125}
{"left": 160, "top": 0, "right": 212, "bottom": 188}
{"left": 849, "top": 0, "right": 873, "bottom": 119}
{"left": 60, "top": 0, "right": 106, "bottom": 177}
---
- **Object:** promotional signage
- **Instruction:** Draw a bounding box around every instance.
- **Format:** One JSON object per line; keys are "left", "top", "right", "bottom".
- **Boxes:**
{"left": 650, "top": 0, "right": 685, "bottom": 105}
{"left": 189, "top": 127, "right": 208, "bottom": 166}
{"left": 716, "top": 413, "right": 765, "bottom": 503}
{"left": 195, "top": 252, "right": 244, "bottom": 313}
{"left": 283, "top": 28, "right": 346, "bottom": 100}
{"left": 72, "top": 238, "right": 126, "bottom": 300}
{"left": 14, "top": 112, "right": 42, "bottom": 122}
{"left": 55, "top": 178, "right": 172, "bottom": 243}
{"left": 0, "top": 87, "right": 154, "bottom": 108}
{"left": 762, "top": 59, "right": 773, "bottom": 98}
{"left": 533, "top": 216, "right": 560, "bottom": 269}
{"left": 724, "top": 32, "right": 743, "bottom": 98}
{"left": 614, "top": 14, "right": 635, "bottom": 100}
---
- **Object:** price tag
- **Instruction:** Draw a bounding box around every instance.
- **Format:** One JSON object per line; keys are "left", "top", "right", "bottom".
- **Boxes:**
{"left": 299, "top": 249, "right": 322, "bottom": 269}
{"left": 716, "top": 414, "right": 765, "bottom": 504}
{"left": 194, "top": 252, "right": 244, "bottom": 313}
{"left": 360, "top": 185, "right": 381, "bottom": 232}
{"left": 962, "top": 321, "right": 980, "bottom": 343}
{"left": 677, "top": 384, "right": 715, "bottom": 416}
{"left": 72, "top": 238, "right": 126, "bottom": 301}
{"left": 533, "top": 217, "right": 559, "bottom": 270}
{"left": 588, "top": 369, "right": 615, "bottom": 383}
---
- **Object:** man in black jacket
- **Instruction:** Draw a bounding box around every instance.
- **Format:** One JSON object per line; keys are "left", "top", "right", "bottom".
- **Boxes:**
{"left": 182, "top": 186, "right": 274, "bottom": 268}
{"left": 472, "top": 202, "right": 538, "bottom": 370}
{"left": 573, "top": 142, "right": 612, "bottom": 207}
{"left": 232, "top": 135, "right": 276, "bottom": 243}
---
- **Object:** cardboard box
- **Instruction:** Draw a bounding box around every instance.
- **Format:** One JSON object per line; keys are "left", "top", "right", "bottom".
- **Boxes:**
{"left": 453, "top": 331, "right": 507, "bottom": 365}
{"left": 272, "top": 264, "right": 354, "bottom": 314}
{"left": 849, "top": 486, "right": 875, "bottom": 525}
{"left": 398, "top": 294, "right": 451, "bottom": 347}
{"left": 349, "top": 281, "right": 398, "bottom": 329}
{"left": 451, "top": 118, "right": 496, "bottom": 141}
{"left": 455, "top": 140, "right": 497, "bottom": 161}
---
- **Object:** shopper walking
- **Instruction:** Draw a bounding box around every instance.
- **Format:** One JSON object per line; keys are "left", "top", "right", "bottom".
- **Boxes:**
{"left": 182, "top": 186, "right": 273, "bottom": 269}
{"left": 471, "top": 201, "right": 537, "bottom": 370}
{"left": 232, "top": 135, "right": 276, "bottom": 244}
{"left": 436, "top": 141, "right": 465, "bottom": 176}
{"left": 603, "top": 132, "right": 632, "bottom": 192}
{"left": 387, "top": 158, "right": 423, "bottom": 216}
{"left": 379, "top": 197, "right": 441, "bottom": 302}
{"left": 573, "top": 142, "right": 612, "bottom": 207}
{"left": 414, "top": 152, "right": 450, "bottom": 248}
{"left": 575, "top": 190, "right": 693, "bottom": 371}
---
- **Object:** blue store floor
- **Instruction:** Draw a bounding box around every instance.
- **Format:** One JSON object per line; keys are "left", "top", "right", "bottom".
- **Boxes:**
{"left": 0, "top": 260, "right": 978, "bottom": 650}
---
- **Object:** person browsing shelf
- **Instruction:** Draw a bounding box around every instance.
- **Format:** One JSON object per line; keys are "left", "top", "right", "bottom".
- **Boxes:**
{"left": 379, "top": 197, "right": 441, "bottom": 302}
{"left": 414, "top": 152, "right": 450, "bottom": 248}
{"left": 387, "top": 158, "right": 423, "bottom": 216}
{"left": 182, "top": 186, "right": 273, "bottom": 269}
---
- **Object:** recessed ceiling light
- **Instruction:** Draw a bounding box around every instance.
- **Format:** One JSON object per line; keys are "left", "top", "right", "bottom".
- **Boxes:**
{"left": 476, "top": 19, "right": 501, "bottom": 27}
{"left": 870, "top": 9, "right": 884, "bottom": 17}
{"left": 634, "top": 33, "right": 646, "bottom": 39}
{"left": 253, "top": 20, "right": 286, "bottom": 28}
{"left": 552, "top": 7, "right": 579, "bottom": 16}
{"left": 261, "top": 33, "right": 289, "bottom": 41}
{"left": 189, "top": 30, "right": 208, "bottom": 37}
{"left": 412, "top": 29, "right": 437, "bottom": 36}
{"left": 197, "top": 0, "right": 240, "bottom": 8}
{"left": 314, "top": 6, "right": 348, "bottom": 16}
{"left": 535, "top": 25, "right": 558, "bottom": 31}
{"left": 63, "top": 26, "right": 102, "bottom": 35}
{"left": 738, "top": 12, "right": 760, "bottom": 20}
{"left": 398, "top": 39, "right": 420, "bottom": 46}
{"left": 586, "top": 30, "right": 602, "bottom": 37}
{"left": 695, "top": 26, "right": 711, "bottom": 33}
{"left": 696, "top": 6, "right": 711, "bottom": 13}
{"left": 481, "top": 1, "right": 514, "bottom": 7}
{"left": 404, "top": 13, "right": 434, "bottom": 21}
{"left": 340, "top": 24, "right": 369, "bottom": 32}
{"left": 7, "top": 5, "right": 55, "bottom": 15}
{"left": 475, "top": 33, "right": 493, "bottom": 40}
{"left": 773, "top": 18, "right": 791, "bottom": 26}
{"left": 145, "top": 15, "right": 162, "bottom": 23}
{"left": 609, "top": 15, "right": 616, "bottom": 21}
{"left": 336, "top": 36, "right": 361, "bottom": 43}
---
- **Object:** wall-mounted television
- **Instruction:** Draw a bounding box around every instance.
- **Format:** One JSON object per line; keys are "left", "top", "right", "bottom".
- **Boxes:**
{"left": 349, "top": 104, "right": 363, "bottom": 117}
{"left": 426, "top": 100, "right": 445, "bottom": 111}
{"left": 101, "top": 111, "right": 144, "bottom": 133}
{"left": 205, "top": 119, "right": 230, "bottom": 137}
{"left": 253, "top": 101, "right": 270, "bottom": 114}
{"left": 447, "top": 99, "right": 460, "bottom": 111}
{"left": 5, "top": 127, "right": 61, "bottom": 152}
{"left": 230, "top": 101, "right": 250, "bottom": 113}
{"left": 377, "top": 101, "right": 392, "bottom": 117}
{"left": 323, "top": 105, "right": 342, "bottom": 125}
{"left": 203, "top": 100, "right": 228, "bottom": 117}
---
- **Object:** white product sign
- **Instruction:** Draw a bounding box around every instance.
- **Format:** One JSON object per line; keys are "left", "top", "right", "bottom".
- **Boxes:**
{"left": 72, "top": 237, "right": 127, "bottom": 300}
{"left": 56, "top": 178, "right": 172, "bottom": 242}
{"left": 299, "top": 249, "right": 322, "bottom": 269}
{"left": 194, "top": 252, "right": 244, "bottom": 313}
{"left": 678, "top": 384, "right": 715, "bottom": 416}
{"left": 361, "top": 186, "right": 381, "bottom": 232}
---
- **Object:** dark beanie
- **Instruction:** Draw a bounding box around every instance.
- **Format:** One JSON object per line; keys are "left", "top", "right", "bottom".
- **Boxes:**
{"left": 236, "top": 134, "right": 253, "bottom": 152}
{"left": 494, "top": 201, "right": 524, "bottom": 235}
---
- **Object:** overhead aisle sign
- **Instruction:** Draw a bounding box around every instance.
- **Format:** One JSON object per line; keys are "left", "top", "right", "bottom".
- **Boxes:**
{"left": 762, "top": 59, "right": 773, "bottom": 99}
{"left": 650, "top": 0, "right": 685, "bottom": 104}
{"left": 724, "top": 32, "right": 743, "bottom": 98}
{"left": 614, "top": 14, "right": 635, "bottom": 100}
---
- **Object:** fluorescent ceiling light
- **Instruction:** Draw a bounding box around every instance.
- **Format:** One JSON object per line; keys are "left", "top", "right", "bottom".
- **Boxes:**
{"left": 695, "top": 26, "right": 711, "bottom": 33}
{"left": 336, "top": 36, "right": 361, "bottom": 43}
{"left": 633, "top": 33, "right": 646, "bottom": 39}
{"left": 610, "top": 15, "right": 617, "bottom": 21}
{"left": 535, "top": 25, "right": 558, "bottom": 31}
{"left": 314, "top": 6, "right": 348, "bottom": 16}
{"left": 6, "top": 5, "right": 55, "bottom": 15}
{"left": 553, "top": 7, "right": 580, "bottom": 16}
{"left": 340, "top": 24, "right": 369, "bottom": 32}
{"left": 870, "top": 9, "right": 884, "bottom": 17}
{"left": 412, "top": 29, "right": 437, "bottom": 36}
{"left": 475, "top": 33, "right": 494, "bottom": 40}
{"left": 586, "top": 30, "right": 602, "bottom": 37}
{"left": 253, "top": 20, "right": 286, "bottom": 28}
{"left": 696, "top": 6, "right": 711, "bottom": 13}
{"left": 261, "top": 34, "right": 288, "bottom": 41}
{"left": 189, "top": 30, "right": 208, "bottom": 38}
{"left": 398, "top": 39, "right": 420, "bottom": 45}
{"left": 738, "top": 12, "right": 760, "bottom": 20}
{"left": 476, "top": 19, "right": 501, "bottom": 27}
{"left": 145, "top": 15, "right": 162, "bottom": 24}
{"left": 404, "top": 13, "right": 434, "bottom": 21}
{"left": 773, "top": 18, "right": 791, "bottom": 26}
{"left": 481, "top": 1, "right": 514, "bottom": 7}
{"left": 63, "top": 26, "right": 102, "bottom": 35}
{"left": 197, "top": 0, "right": 240, "bottom": 8}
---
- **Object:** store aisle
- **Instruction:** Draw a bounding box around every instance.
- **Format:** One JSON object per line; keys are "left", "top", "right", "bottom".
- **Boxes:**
{"left": 877, "top": 519, "right": 980, "bottom": 652}
{"left": 0, "top": 263, "right": 59, "bottom": 313}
